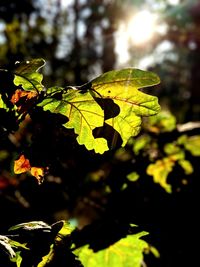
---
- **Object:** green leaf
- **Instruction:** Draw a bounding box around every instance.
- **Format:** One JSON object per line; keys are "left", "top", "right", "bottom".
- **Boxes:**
{"left": 133, "top": 135, "right": 151, "bottom": 155}
{"left": 14, "top": 58, "right": 45, "bottom": 92}
{"left": 147, "top": 157, "right": 175, "bottom": 193}
{"left": 15, "top": 59, "right": 45, "bottom": 73}
{"left": 0, "top": 94, "right": 5, "bottom": 108}
{"left": 145, "top": 110, "right": 176, "bottom": 133}
{"left": 0, "top": 235, "right": 28, "bottom": 267}
{"left": 40, "top": 69, "right": 160, "bottom": 153}
{"left": 168, "top": 151, "right": 185, "bottom": 161}
{"left": 164, "top": 143, "right": 181, "bottom": 155}
{"left": 37, "top": 245, "right": 54, "bottom": 267}
{"left": 10, "top": 251, "right": 23, "bottom": 267}
{"left": 177, "top": 134, "right": 187, "bottom": 145}
{"left": 90, "top": 68, "right": 160, "bottom": 146}
{"left": 40, "top": 88, "right": 107, "bottom": 153}
{"left": 184, "top": 135, "right": 200, "bottom": 156}
{"left": 74, "top": 231, "right": 149, "bottom": 267}
{"left": 9, "top": 240, "right": 29, "bottom": 250}
{"left": 37, "top": 221, "right": 74, "bottom": 267}
{"left": 147, "top": 245, "right": 160, "bottom": 258}
{"left": 56, "top": 221, "right": 75, "bottom": 237}
{"left": 126, "top": 172, "right": 139, "bottom": 182}
{"left": 178, "top": 159, "right": 193, "bottom": 175}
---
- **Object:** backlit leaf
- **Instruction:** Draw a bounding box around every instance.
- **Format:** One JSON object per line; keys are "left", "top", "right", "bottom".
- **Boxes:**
{"left": 126, "top": 172, "right": 139, "bottom": 182}
{"left": 10, "top": 251, "right": 23, "bottom": 267}
{"left": 56, "top": 221, "right": 74, "bottom": 238}
{"left": 15, "top": 59, "right": 45, "bottom": 73}
{"left": 0, "top": 235, "right": 16, "bottom": 258}
{"left": 40, "top": 88, "right": 108, "bottom": 153}
{"left": 164, "top": 143, "right": 181, "bottom": 155}
{"left": 37, "top": 245, "right": 54, "bottom": 267}
{"left": 132, "top": 135, "right": 151, "bottom": 155}
{"left": 90, "top": 68, "right": 160, "bottom": 146}
{"left": 184, "top": 135, "right": 200, "bottom": 156}
{"left": 30, "top": 167, "right": 45, "bottom": 184}
{"left": 37, "top": 221, "right": 74, "bottom": 267}
{"left": 147, "top": 158, "right": 175, "bottom": 193}
{"left": 9, "top": 240, "right": 29, "bottom": 251}
{"left": 148, "top": 245, "right": 160, "bottom": 258}
{"left": 14, "top": 59, "right": 45, "bottom": 92}
{"left": 10, "top": 242, "right": 29, "bottom": 267}
{"left": 40, "top": 69, "right": 160, "bottom": 153}
{"left": 177, "top": 135, "right": 187, "bottom": 145}
{"left": 9, "top": 221, "right": 51, "bottom": 232}
{"left": 0, "top": 94, "right": 6, "bottom": 108}
{"left": 0, "top": 235, "right": 28, "bottom": 267}
{"left": 14, "top": 155, "right": 31, "bottom": 174}
{"left": 145, "top": 110, "right": 176, "bottom": 133}
{"left": 14, "top": 155, "right": 46, "bottom": 184}
{"left": 74, "top": 231, "right": 149, "bottom": 267}
{"left": 178, "top": 159, "right": 193, "bottom": 175}
{"left": 11, "top": 89, "right": 37, "bottom": 105}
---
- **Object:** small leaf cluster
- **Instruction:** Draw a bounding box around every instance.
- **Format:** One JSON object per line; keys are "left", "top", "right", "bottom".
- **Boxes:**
{"left": 127, "top": 110, "right": 200, "bottom": 192}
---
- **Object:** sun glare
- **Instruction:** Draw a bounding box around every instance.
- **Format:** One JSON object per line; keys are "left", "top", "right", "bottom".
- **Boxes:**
{"left": 127, "top": 10, "right": 157, "bottom": 45}
{"left": 168, "top": 0, "right": 180, "bottom": 5}
{"left": 115, "top": 9, "right": 160, "bottom": 65}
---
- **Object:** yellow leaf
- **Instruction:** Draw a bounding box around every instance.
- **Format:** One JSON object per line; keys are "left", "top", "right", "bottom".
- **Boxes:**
{"left": 30, "top": 167, "right": 45, "bottom": 184}
{"left": 14, "top": 155, "right": 31, "bottom": 174}
{"left": 147, "top": 158, "right": 174, "bottom": 193}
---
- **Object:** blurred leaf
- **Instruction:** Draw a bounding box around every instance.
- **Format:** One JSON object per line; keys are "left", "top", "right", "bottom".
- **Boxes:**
{"left": 114, "top": 147, "right": 132, "bottom": 161}
{"left": 177, "top": 135, "right": 188, "bottom": 145}
{"left": 0, "top": 150, "right": 9, "bottom": 161}
{"left": 0, "top": 94, "right": 6, "bottom": 108}
{"left": 10, "top": 251, "right": 22, "bottom": 267}
{"left": 164, "top": 143, "right": 181, "bottom": 155}
{"left": 145, "top": 110, "right": 176, "bottom": 133}
{"left": 126, "top": 172, "right": 139, "bottom": 182}
{"left": 9, "top": 240, "right": 28, "bottom": 250}
{"left": 147, "top": 245, "right": 160, "bottom": 258}
{"left": 9, "top": 221, "right": 51, "bottom": 232}
{"left": 0, "top": 235, "right": 16, "bottom": 258}
{"left": 133, "top": 135, "right": 151, "bottom": 155}
{"left": 168, "top": 151, "right": 185, "bottom": 161}
{"left": 14, "top": 58, "right": 45, "bottom": 92}
{"left": 183, "top": 135, "right": 200, "bottom": 156}
{"left": 147, "top": 157, "right": 175, "bottom": 193}
{"left": 74, "top": 231, "right": 149, "bottom": 267}
{"left": 14, "top": 59, "right": 45, "bottom": 73}
{"left": 178, "top": 159, "right": 193, "bottom": 175}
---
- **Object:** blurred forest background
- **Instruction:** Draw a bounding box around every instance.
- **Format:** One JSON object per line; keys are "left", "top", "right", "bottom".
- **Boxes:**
{"left": 0, "top": 0, "right": 200, "bottom": 267}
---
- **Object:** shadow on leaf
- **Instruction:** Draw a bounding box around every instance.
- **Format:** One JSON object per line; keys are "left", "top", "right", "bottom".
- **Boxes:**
{"left": 93, "top": 123, "right": 122, "bottom": 150}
